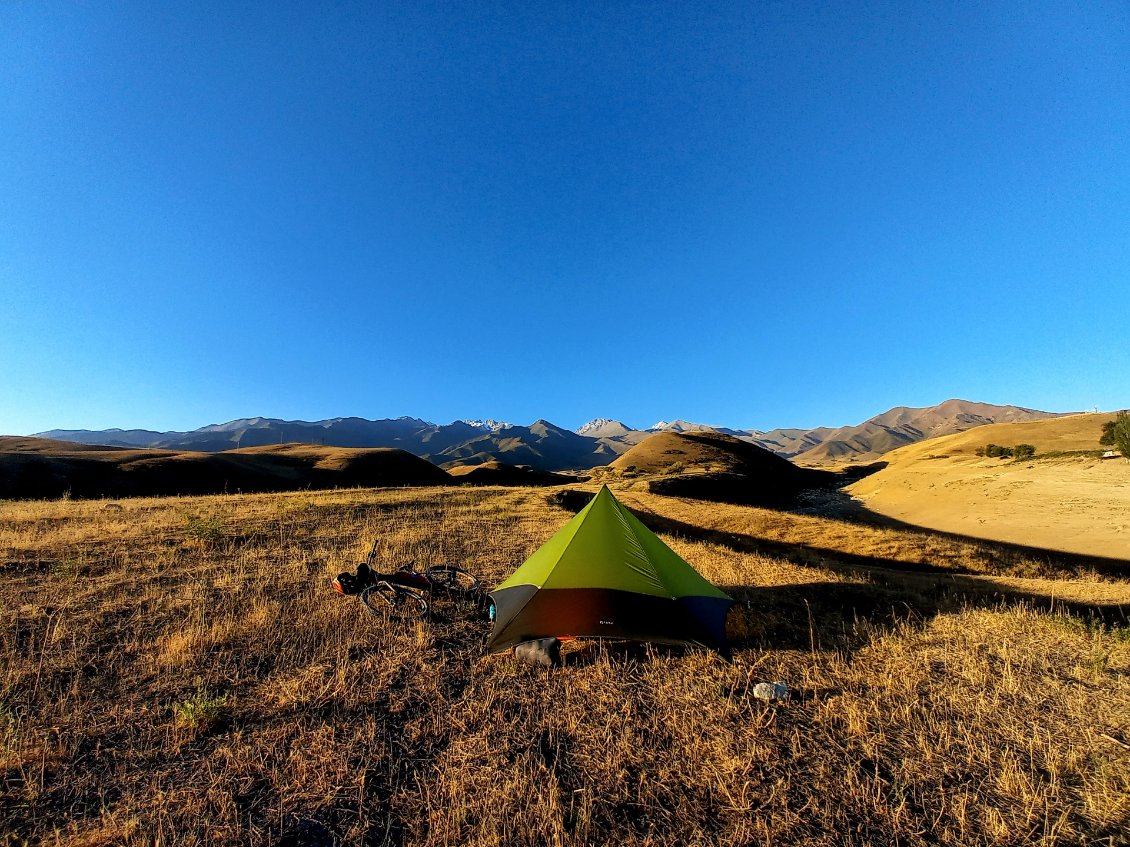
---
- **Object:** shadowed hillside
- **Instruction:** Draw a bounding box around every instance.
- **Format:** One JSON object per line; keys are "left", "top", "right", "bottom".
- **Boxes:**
{"left": 609, "top": 431, "right": 835, "bottom": 506}
{"left": 435, "top": 420, "right": 617, "bottom": 470}
{"left": 446, "top": 461, "right": 576, "bottom": 486}
{"left": 0, "top": 437, "right": 450, "bottom": 499}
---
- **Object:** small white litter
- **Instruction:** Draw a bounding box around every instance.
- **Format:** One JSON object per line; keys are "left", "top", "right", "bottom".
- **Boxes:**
{"left": 751, "top": 681, "right": 789, "bottom": 702}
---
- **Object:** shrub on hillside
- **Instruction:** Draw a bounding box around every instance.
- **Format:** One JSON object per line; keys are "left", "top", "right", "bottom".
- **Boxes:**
{"left": 984, "top": 444, "right": 1014, "bottom": 459}
{"left": 1099, "top": 411, "right": 1130, "bottom": 459}
{"left": 183, "top": 512, "right": 225, "bottom": 546}
{"left": 1013, "top": 444, "right": 1036, "bottom": 460}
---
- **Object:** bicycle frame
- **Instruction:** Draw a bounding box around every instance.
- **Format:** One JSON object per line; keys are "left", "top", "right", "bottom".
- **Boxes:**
{"left": 332, "top": 540, "right": 482, "bottom": 608}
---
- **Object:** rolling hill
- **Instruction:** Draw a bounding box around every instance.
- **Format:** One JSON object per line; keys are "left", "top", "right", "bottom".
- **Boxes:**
{"left": 846, "top": 412, "right": 1129, "bottom": 559}
{"left": 0, "top": 437, "right": 451, "bottom": 499}
{"left": 789, "top": 399, "right": 1062, "bottom": 465}
{"left": 445, "top": 461, "right": 575, "bottom": 486}
{"left": 610, "top": 430, "right": 788, "bottom": 475}
{"left": 609, "top": 431, "right": 833, "bottom": 505}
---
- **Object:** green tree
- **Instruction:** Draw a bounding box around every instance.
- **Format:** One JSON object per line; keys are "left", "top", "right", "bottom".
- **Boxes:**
{"left": 1100, "top": 411, "right": 1130, "bottom": 458}
{"left": 1013, "top": 443, "right": 1036, "bottom": 460}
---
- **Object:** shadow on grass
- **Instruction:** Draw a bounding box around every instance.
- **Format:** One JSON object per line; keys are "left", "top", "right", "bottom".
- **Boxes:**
{"left": 635, "top": 492, "right": 1130, "bottom": 580}
{"left": 723, "top": 572, "right": 1128, "bottom": 657}
{"left": 550, "top": 483, "right": 1129, "bottom": 576}
{"left": 541, "top": 486, "right": 1129, "bottom": 657}
{"left": 615, "top": 502, "right": 1130, "bottom": 657}
{"left": 562, "top": 640, "right": 692, "bottom": 667}
{"left": 820, "top": 490, "right": 1130, "bottom": 577}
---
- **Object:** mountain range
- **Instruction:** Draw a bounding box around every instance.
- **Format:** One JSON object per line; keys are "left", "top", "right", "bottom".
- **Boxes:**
{"left": 34, "top": 400, "right": 1062, "bottom": 472}
{"left": 637, "top": 400, "right": 1061, "bottom": 465}
{"left": 37, "top": 417, "right": 618, "bottom": 472}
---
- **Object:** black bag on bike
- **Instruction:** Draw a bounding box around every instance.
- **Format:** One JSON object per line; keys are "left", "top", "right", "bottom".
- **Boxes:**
{"left": 333, "top": 572, "right": 361, "bottom": 595}
{"left": 333, "top": 562, "right": 375, "bottom": 596}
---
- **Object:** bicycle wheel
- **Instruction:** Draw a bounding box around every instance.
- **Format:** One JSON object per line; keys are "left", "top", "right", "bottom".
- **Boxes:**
{"left": 361, "top": 582, "right": 429, "bottom": 620}
{"left": 425, "top": 566, "right": 482, "bottom": 598}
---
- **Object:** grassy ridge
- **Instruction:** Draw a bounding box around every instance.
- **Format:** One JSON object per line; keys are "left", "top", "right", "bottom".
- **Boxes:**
{"left": 1, "top": 486, "right": 1128, "bottom": 845}
{"left": 0, "top": 438, "right": 451, "bottom": 500}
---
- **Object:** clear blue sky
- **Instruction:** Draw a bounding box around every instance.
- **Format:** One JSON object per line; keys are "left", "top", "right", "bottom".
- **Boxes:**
{"left": 2, "top": 2, "right": 1127, "bottom": 435}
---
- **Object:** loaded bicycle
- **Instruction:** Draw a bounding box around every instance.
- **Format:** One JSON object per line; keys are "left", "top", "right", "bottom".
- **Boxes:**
{"left": 333, "top": 540, "right": 482, "bottom": 620}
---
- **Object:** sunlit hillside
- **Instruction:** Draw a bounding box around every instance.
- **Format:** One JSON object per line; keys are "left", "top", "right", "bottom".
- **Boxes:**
{"left": 848, "top": 413, "right": 1129, "bottom": 559}
{"left": 856, "top": 412, "right": 1118, "bottom": 461}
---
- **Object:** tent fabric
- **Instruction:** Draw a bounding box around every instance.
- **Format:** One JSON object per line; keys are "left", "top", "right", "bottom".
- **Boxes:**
{"left": 488, "top": 485, "right": 734, "bottom": 656}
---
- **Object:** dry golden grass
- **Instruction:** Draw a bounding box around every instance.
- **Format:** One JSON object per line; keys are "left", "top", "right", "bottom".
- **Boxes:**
{"left": 846, "top": 414, "right": 1130, "bottom": 560}
{"left": 871, "top": 412, "right": 1117, "bottom": 463}
{"left": 2, "top": 484, "right": 1128, "bottom": 846}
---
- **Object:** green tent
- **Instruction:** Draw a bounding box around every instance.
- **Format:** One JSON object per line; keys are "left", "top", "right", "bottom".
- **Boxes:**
{"left": 487, "top": 485, "right": 734, "bottom": 656}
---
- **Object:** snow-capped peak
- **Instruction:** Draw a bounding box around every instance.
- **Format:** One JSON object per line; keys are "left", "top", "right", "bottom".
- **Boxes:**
{"left": 576, "top": 418, "right": 625, "bottom": 435}
{"left": 649, "top": 419, "right": 726, "bottom": 433}
{"left": 461, "top": 419, "right": 511, "bottom": 432}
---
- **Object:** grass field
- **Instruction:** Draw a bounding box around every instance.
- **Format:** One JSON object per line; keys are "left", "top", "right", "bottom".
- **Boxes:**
{"left": 2, "top": 484, "right": 1128, "bottom": 846}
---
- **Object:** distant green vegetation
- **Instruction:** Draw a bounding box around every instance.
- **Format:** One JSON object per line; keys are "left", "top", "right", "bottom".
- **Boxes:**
{"left": 1099, "top": 411, "right": 1130, "bottom": 459}
{"left": 975, "top": 443, "right": 1036, "bottom": 460}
